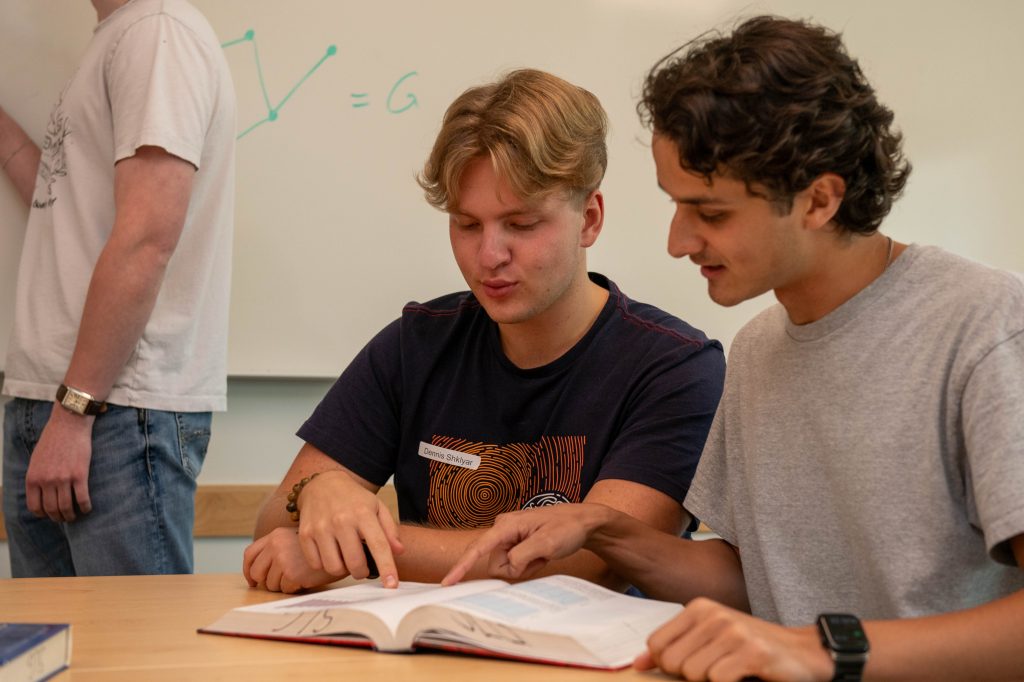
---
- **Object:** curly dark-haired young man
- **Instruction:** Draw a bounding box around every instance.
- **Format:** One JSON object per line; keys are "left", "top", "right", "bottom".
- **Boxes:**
{"left": 446, "top": 16, "right": 1024, "bottom": 681}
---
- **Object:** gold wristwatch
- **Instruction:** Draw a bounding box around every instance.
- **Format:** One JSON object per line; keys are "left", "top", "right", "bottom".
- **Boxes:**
{"left": 56, "top": 384, "right": 109, "bottom": 416}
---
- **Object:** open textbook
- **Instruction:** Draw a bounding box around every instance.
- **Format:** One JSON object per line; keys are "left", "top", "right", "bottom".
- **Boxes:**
{"left": 200, "top": 575, "right": 682, "bottom": 669}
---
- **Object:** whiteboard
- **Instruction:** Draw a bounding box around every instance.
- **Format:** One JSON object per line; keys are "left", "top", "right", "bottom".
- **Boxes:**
{"left": 2, "top": 0, "right": 1022, "bottom": 377}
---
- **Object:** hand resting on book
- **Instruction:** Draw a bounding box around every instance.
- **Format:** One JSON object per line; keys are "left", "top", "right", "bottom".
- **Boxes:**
{"left": 244, "top": 468, "right": 406, "bottom": 593}
{"left": 293, "top": 470, "right": 404, "bottom": 586}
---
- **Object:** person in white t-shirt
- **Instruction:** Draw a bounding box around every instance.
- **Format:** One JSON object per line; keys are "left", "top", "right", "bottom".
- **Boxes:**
{"left": 0, "top": 0, "right": 235, "bottom": 576}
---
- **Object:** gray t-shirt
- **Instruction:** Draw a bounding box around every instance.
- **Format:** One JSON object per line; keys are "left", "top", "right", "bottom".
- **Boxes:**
{"left": 685, "top": 244, "right": 1024, "bottom": 626}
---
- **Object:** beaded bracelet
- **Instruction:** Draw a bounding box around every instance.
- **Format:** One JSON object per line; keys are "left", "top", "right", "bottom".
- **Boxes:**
{"left": 285, "top": 472, "right": 319, "bottom": 522}
{"left": 284, "top": 473, "right": 382, "bottom": 580}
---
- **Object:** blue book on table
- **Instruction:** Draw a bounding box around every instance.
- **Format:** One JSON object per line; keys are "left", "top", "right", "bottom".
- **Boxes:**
{"left": 0, "top": 623, "right": 71, "bottom": 682}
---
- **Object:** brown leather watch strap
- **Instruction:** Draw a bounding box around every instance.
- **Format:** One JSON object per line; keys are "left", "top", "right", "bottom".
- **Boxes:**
{"left": 56, "top": 384, "right": 109, "bottom": 416}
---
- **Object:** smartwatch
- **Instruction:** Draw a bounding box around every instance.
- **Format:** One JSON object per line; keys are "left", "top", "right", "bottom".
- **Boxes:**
{"left": 56, "top": 384, "right": 109, "bottom": 416}
{"left": 816, "top": 613, "right": 869, "bottom": 681}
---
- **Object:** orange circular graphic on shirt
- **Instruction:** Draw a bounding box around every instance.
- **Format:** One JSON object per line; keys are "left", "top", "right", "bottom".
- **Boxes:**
{"left": 427, "top": 435, "right": 584, "bottom": 528}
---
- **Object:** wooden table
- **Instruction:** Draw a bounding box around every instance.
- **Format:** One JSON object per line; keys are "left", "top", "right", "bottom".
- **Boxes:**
{"left": 0, "top": 573, "right": 668, "bottom": 681}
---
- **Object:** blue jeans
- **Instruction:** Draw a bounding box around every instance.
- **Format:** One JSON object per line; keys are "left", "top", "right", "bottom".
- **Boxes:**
{"left": 3, "top": 398, "right": 210, "bottom": 577}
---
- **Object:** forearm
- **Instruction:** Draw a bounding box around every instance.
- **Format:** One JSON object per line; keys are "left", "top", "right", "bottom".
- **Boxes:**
{"left": 63, "top": 234, "right": 173, "bottom": 397}
{"left": 63, "top": 148, "right": 193, "bottom": 399}
{"left": 584, "top": 505, "right": 749, "bottom": 609}
{"left": 864, "top": 589, "right": 1024, "bottom": 681}
{"left": 0, "top": 106, "right": 41, "bottom": 206}
{"left": 397, "top": 524, "right": 622, "bottom": 587}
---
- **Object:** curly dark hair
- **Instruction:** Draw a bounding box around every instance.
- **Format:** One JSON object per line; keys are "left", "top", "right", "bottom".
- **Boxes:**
{"left": 639, "top": 15, "right": 911, "bottom": 234}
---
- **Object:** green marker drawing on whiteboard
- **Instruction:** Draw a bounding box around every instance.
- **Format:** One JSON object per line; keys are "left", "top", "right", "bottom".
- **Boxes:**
{"left": 222, "top": 30, "right": 337, "bottom": 139}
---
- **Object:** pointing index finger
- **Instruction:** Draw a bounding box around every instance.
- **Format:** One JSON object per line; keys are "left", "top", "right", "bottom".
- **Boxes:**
{"left": 442, "top": 531, "right": 506, "bottom": 585}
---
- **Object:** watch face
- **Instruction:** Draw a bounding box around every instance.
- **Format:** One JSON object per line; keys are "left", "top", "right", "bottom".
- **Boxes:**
{"left": 62, "top": 391, "right": 90, "bottom": 414}
{"left": 819, "top": 614, "right": 869, "bottom": 654}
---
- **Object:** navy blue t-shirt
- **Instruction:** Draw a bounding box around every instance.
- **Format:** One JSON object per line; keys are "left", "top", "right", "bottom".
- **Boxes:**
{"left": 298, "top": 273, "right": 724, "bottom": 529}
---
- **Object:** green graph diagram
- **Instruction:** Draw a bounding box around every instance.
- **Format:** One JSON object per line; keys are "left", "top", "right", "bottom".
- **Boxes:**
{"left": 223, "top": 29, "right": 418, "bottom": 140}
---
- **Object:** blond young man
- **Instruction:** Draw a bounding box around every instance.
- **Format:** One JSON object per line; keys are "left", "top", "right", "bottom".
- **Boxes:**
{"left": 444, "top": 18, "right": 1024, "bottom": 682}
{"left": 243, "top": 69, "right": 724, "bottom": 594}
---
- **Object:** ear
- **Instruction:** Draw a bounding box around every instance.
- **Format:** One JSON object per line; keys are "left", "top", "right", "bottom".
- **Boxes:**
{"left": 801, "top": 173, "right": 845, "bottom": 232}
{"left": 579, "top": 189, "right": 604, "bottom": 248}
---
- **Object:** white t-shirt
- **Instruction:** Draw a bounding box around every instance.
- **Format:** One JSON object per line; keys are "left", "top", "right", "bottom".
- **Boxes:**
{"left": 3, "top": 0, "right": 236, "bottom": 412}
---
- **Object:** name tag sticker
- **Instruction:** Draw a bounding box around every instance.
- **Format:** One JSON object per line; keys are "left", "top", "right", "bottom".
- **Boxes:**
{"left": 418, "top": 442, "right": 481, "bottom": 470}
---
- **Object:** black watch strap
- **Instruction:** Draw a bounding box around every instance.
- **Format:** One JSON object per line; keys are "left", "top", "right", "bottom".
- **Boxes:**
{"left": 817, "top": 613, "right": 869, "bottom": 682}
{"left": 832, "top": 655, "right": 867, "bottom": 681}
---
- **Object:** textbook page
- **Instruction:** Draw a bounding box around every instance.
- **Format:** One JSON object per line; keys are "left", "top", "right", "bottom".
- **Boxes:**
{"left": 230, "top": 579, "right": 506, "bottom": 647}
{"left": 404, "top": 575, "right": 683, "bottom": 668}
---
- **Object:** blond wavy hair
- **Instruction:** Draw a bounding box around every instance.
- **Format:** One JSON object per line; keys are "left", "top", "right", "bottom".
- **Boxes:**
{"left": 418, "top": 69, "right": 608, "bottom": 211}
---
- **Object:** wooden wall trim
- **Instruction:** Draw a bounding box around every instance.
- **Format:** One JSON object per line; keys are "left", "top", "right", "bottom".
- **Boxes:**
{"left": 0, "top": 484, "right": 277, "bottom": 541}
{"left": 194, "top": 484, "right": 276, "bottom": 537}
{"left": 0, "top": 484, "right": 396, "bottom": 540}
{"left": 0, "top": 484, "right": 704, "bottom": 541}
